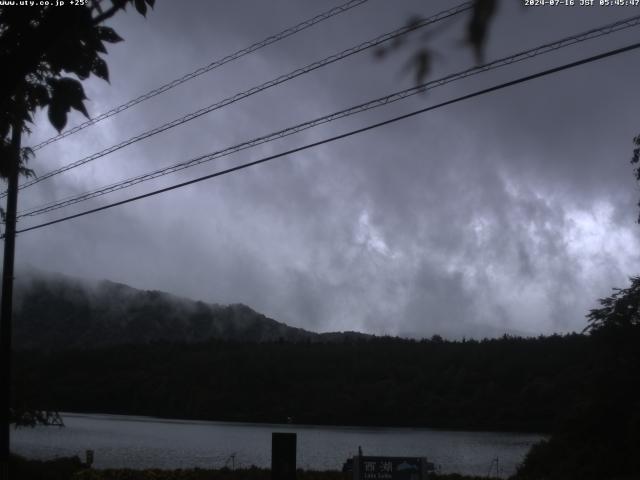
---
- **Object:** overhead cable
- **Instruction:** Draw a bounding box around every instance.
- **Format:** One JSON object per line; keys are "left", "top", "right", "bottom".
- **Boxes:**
{"left": 17, "top": 14, "right": 640, "bottom": 219}
{"left": 4, "top": 1, "right": 473, "bottom": 198}
{"left": 9, "top": 41, "right": 640, "bottom": 238}
{"left": 29, "top": 0, "right": 372, "bottom": 152}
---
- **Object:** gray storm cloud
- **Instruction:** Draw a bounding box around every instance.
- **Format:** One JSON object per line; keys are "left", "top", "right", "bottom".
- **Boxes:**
{"left": 7, "top": 0, "right": 640, "bottom": 338}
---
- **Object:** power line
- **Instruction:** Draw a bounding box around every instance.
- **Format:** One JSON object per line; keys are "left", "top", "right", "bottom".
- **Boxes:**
{"left": 17, "top": 13, "right": 640, "bottom": 219}
{"left": 29, "top": 0, "right": 371, "bottom": 152}
{"left": 4, "top": 1, "right": 473, "bottom": 198}
{"left": 10, "top": 41, "right": 640, "bottom": 238}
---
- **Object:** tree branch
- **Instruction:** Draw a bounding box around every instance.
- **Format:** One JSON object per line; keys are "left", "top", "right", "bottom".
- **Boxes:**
{"left": 91, "top": 4, "right": 124, "bottom": 25}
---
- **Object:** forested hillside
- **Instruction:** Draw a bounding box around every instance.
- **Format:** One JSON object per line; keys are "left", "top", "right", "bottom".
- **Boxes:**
{"left": 13, "top": 271, "right": 367, "bottom": 349}
{"left": 14, "top": 335, "right": 592, "bottom": 433}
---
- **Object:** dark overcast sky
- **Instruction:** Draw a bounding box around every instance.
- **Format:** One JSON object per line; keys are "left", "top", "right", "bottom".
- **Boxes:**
{"left": 10, "top": 0, "right": 640, "bottom": 338}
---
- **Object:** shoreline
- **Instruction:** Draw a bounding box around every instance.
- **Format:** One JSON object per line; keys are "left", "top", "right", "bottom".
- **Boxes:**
{"left": 59, "top": 411, "right": 551, "bottom": 436}
{"left": 10, "top": 455, "right": 495, "bottom": 480}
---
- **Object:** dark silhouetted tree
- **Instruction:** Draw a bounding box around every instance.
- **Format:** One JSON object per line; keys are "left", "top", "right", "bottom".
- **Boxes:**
{"left": 515, "top": 278, "right": 640, "bottom": 480}
{"left": 0, "top": 1, "right": 154, "bottom": 476}
{"left": 631, "top": 133, "right": 640, "bottom": 222}
{"left": 586, "top": 275, "right": 640, "bottom": 333}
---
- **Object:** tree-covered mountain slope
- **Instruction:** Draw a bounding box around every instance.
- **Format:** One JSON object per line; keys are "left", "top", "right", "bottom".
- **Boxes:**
{"left": 13, "top": 269, "right": 368, "bottom": 350}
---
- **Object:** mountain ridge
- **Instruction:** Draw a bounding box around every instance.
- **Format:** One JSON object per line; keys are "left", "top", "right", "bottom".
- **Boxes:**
{"left": 13, "top": 269, "right": 370, "bottom": 350}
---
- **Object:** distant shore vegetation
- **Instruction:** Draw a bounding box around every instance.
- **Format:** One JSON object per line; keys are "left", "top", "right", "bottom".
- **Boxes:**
{"left": 15, "top": 334, "right": 591, "bottom": 433}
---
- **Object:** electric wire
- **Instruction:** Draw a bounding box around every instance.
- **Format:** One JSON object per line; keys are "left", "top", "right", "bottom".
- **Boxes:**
{"left": 8, "top": 41, "right": 640, "bottom": 238}
{"left": 29, "top": 0, "right": 372, "bottom": 152}
{"left": 3, "top": 1, "right": 473, "bottom": 198}
{"left": 17, "top": 13, "right": 640, "bottom": 219}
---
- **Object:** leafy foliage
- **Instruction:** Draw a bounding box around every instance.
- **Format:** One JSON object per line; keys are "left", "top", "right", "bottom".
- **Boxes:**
{"left": 74, "top": 468, "right": 271, "bottom": 480}
{"left": 9, "top": 456, "right": 490, "bottom": 480}
{"left": 631, "top": 133, "right": 640, "bottom": 222}
{"left": 465, "top": 0, "right": 498, "bottom": 63}
{"left": 0, "top": 0, "right": 154, "bottom": 179}
{"left": 586, "top": 276, "right": 640, "bottom": 333}
{"left": 9, "top": 407, "right": 62, "bottom": 427}
{"left": 1, "top": 0, "right": 154, "bottom": 430}
{"left": 377, "top": 0, "right": 499, "bottom": 85}
{"left": 9, "top": 454, "right": 85, "bottom": 480}
{"left": 12, "top": 272, "right": 371, "bottom": 350}
{"left": 514, "top": 277, "right": 640, "bottom": 480}
{"left": 13, "top": 334, "right": 592, "bottom": 433}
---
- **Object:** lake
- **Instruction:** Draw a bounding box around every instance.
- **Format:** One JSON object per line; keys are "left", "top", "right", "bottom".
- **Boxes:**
{"left": 12, "top": 413, "right": 545, "bottom": 478}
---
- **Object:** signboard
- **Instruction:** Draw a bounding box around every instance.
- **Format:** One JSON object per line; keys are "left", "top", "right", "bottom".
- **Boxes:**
{"left": 353, "top": 456, "right": 430, "bottom": 480}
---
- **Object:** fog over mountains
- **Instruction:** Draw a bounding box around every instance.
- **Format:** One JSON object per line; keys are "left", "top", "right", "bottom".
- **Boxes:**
{"left": 13, "top": 269, "right": 369, "bottom": 350}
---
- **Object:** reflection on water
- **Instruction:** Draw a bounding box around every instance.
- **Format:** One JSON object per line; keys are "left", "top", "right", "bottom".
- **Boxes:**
{"left": 12, "top": 413, "right": 544, "bottom": 477}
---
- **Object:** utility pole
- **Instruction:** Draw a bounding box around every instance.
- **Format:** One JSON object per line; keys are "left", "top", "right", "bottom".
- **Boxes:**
{"left": 0, "top": 119, "right": 22, "bottom": 480}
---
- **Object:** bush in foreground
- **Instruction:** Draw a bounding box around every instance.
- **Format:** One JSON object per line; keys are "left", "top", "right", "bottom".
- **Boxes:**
{"left": 9, "top": 456, "right": 491, "bottom": 480}
{"left": 72, "top": 467, "right": 488, "bottom": 480}
{"left": 9, "top": 454, "right": 85, "bottom": 480}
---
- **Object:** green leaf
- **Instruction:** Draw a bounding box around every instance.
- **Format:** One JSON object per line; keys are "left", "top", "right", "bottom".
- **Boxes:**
{"left": 96, "top": 26, "right": 123, "bottom": 43}
{"left": 19, "top": 166, "right": 35, "bottom": 179}
{"left": 29, "top": 84, "right": 50, "bottom": 108}
{"left": 134, "top": 0, "right": 147, "bottom": 16}
{"left": 47, "top": 101, "right": 68, "bottom": 133}
{"left": 58, "top": 47, "right": 95, "bottom": 80}
{"left": 406, "top": 15, "right": 423, "bottom": 31}
{"left": 86, "top": 30, "right": 108, "bottom": 53}
{"left": 91, "top": 57, "right": 109, "bottom": 82}
{"left": 21, "top": 146, "right": 34, "bottom": 163}
{"left": 373, "top": 47, "right": 386, "bottom": 59}
{"left": 466, "top": 0, "right": 498, "bottom": 63}
{"left": 414, "top": 49, "right": 432, "bottom": 86}
{"left": 49, "top": 77, "right": 89, "bottom": 120}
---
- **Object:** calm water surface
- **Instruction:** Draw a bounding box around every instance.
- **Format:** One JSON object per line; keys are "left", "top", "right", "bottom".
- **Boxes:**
{"left": 12, "top": 413, "right": 544, "bottom": 478}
